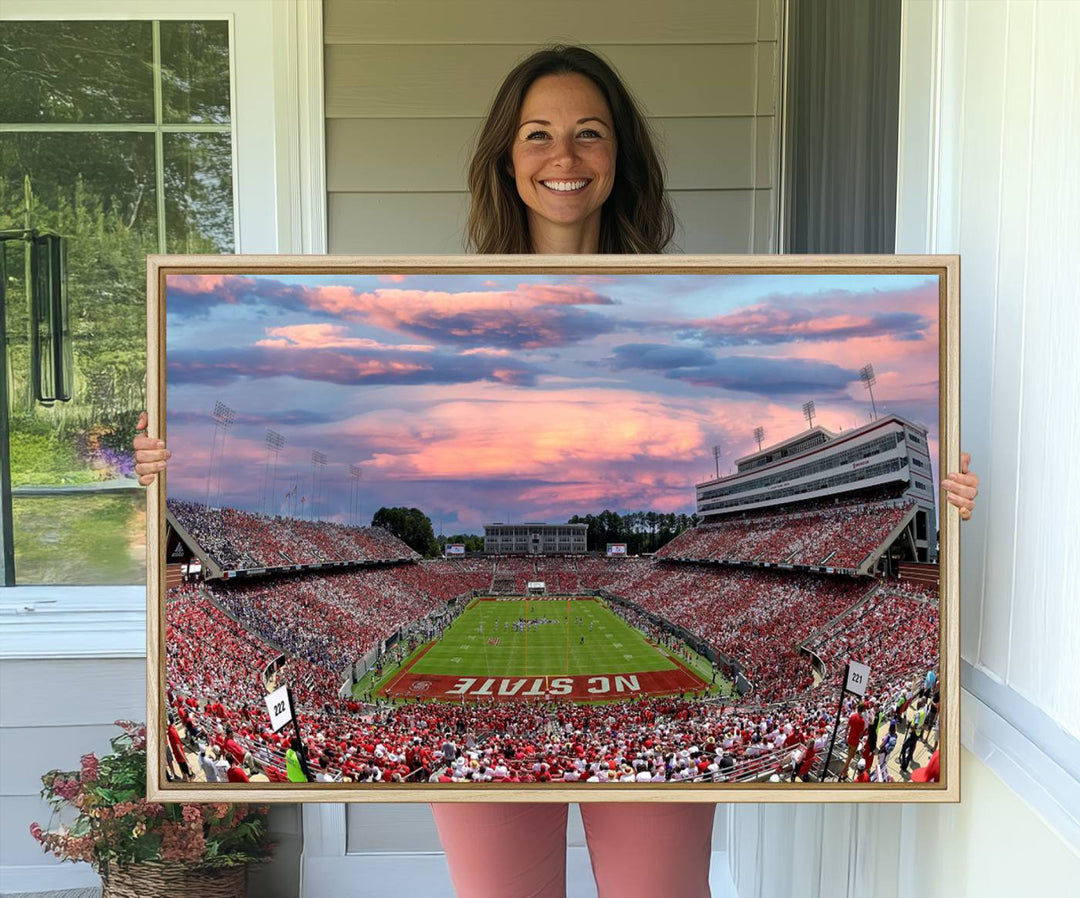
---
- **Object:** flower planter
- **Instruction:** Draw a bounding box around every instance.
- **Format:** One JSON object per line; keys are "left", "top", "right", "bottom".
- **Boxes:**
{"left": 32, "top": 722, "right": 273, "bottom": 890}
{"left": 101, "top": 861, "right": 247, "bottom": 898}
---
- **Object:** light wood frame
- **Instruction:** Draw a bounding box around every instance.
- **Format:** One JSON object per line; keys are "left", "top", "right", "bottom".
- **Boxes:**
{"left": 146, "top": 253, "right": 960, "bottom": 803}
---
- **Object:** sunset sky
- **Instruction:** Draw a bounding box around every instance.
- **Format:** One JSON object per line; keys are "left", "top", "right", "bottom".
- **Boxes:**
{"left": 165, "top": 271, "right": 940, "bottom": 534}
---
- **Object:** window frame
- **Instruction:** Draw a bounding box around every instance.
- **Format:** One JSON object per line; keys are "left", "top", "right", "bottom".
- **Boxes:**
{"left": 0, "top": 1, "right": 325, "bottom": 634}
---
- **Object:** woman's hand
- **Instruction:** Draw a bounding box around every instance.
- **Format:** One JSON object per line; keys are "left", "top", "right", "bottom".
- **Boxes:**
{"left": 133, "top": 411, "right": 171, "bottom": 486}
{"left": 941, "top": 452, "right": 979, "bottom": 521}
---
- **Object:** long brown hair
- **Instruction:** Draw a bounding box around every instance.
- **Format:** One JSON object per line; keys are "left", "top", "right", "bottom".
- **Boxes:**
{"left": 466, "top": 46, "right": 675, "bottom": 254}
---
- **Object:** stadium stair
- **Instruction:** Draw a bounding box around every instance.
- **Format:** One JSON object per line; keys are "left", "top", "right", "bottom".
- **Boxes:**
{"left": 856, "top": 503, "right": 918, "bottom": 575}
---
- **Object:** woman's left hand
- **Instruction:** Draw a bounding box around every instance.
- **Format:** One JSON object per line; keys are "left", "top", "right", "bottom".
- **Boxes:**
{"left": 941, "top": 451, "right": 979, "bottom": 521}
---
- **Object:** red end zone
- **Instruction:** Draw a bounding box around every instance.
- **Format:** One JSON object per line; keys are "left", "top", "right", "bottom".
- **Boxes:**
{"left": 379, "top": 645, "right": 710, "bottom": 702}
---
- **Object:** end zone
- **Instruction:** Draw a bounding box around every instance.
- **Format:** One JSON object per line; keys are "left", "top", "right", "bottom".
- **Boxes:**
{"left": 378, "top": 650, "right": 709, "bottom": 702}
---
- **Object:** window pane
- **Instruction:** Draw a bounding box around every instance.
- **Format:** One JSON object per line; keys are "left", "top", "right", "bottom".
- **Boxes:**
{"left": 2, "top": 132, "right": 156, "bottom": 586}
{"left": 164, "top": 133, "right": 235, "bottom": 252}
{"left": 0, "top": 22, "right": 154, "bottom": 124}
{"left": 160, "top": 21, "right": 232, "bottom": 124}
{"left": 1, "top": 132, "right": 157, "bottom": 422}
{"left": 12, "top": 493, "right": 146, "bottom": 585}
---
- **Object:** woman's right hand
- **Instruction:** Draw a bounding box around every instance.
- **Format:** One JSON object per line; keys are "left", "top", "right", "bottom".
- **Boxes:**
{"left": 134, "top": 411, "right": 171, "bottom": 486}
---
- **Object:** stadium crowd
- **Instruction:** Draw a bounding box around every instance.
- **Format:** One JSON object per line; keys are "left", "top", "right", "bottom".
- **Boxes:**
{"left": 657, "top": 500, "right": 914, "bottom": 571}
{"left": 163, "top": 495, "right": 940, "bottom": 787}
{"left": 169, "top": 499, "right": 419, "bottom": 571}
{"left": 806, "top": 583, "right": 940, "bottom": 693}
{"left": 205, "top": 566, "right": 461, "bottom": 673}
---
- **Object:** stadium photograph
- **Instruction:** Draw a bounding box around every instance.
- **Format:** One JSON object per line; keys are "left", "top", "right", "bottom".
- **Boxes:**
{"left": 152, "top": 262, "right": 950, "bottom": 797}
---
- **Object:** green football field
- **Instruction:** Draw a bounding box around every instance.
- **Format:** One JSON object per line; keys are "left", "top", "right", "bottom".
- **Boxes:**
{"left": 410, "top": 597, "right": 677, "bottom": 678}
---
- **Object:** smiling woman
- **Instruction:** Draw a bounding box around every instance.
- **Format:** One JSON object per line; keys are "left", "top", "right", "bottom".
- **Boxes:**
{"left": 509, "top": 73, "right": 617, "bottom": 252}
{"left": 466, "top": 45, "right": 674, "bottom": 255}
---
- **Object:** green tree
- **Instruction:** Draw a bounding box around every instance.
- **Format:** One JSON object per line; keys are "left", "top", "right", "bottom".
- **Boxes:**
{"left": 372, "top": 507, "right": 440, "bottom": 558}
{"left": 438, "top": 533, "right": 485, "bottom": 553}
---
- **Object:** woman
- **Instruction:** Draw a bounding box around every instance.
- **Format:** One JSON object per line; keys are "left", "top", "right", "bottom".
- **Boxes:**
{"left": 136, "top": 45, "right": 979, "bottom": 898}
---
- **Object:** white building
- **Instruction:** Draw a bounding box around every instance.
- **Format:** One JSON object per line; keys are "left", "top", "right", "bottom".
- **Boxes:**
{"left": 484, "top": 523, "right": 588, "bottom": 555}
{"left": 695, "top": 414, "right": 937, "bottom": 561}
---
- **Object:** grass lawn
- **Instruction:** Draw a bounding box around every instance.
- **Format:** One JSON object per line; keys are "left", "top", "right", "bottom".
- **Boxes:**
{"left": 12, "top": 493, "right": 146, "bottom": 584}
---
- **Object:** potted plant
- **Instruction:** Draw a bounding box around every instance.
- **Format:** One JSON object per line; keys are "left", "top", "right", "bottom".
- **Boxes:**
{"left": 30, "top": 720, "right": 274, "bottom": 898}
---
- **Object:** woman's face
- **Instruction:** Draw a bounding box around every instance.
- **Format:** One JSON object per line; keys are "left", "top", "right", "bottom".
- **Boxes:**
{"left": 509, "top": 73, "right": 616, "bottom": 244}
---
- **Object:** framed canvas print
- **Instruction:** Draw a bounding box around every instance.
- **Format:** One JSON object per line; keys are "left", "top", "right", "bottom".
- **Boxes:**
{"left": 146, "top": 254, "right": 959, "bottom": 803}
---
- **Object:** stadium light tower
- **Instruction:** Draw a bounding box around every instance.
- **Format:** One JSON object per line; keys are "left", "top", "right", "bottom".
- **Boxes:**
{"left": 712, "top": 444, "right": 722, "bottom": 479}
{"left": 205, "top": 400, "right": 235, "bottom": 509}
{"left": 287, "top": 472, "right": 299, "bottom": 518}
{"left": 753, "top": 426, "right": 765, "bottom": 452}
{"left": 859, "top": 364, "right": 878, "bottom": 421}
{"left": 262, "top": 429, "right": 285, "bottom": 516}
{"left": 349, "top": 464, "right": 363, "bottom": 525}
{"left": 803, "top": 400, "right": 816, "bottom": 429}
{"left": 310, "top": 450, "right": 327, "bottom": 520}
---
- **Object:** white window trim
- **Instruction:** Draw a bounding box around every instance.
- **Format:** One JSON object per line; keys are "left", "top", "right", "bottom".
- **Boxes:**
{"left": 961, "top": 663, "right": 1080, "bottom": 854}
{"left": 0, "top": 0, "right": 326, "bottom": 652}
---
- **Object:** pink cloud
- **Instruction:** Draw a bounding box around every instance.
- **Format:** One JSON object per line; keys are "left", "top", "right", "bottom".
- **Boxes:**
{"left": 515, "top": 479, "right": 691, "bottom": 516}
{"left": 167, "top": 274, "right": 233, "bottom": 294}
{"left": 302, "top": 284, "right": 609, "bottom": 318}
{"left": 697, "top": 308, "right": 882, "bottom": 339}
{"left": 377, "top": 274, "right": 408, "bottom": 284}
{"left": 689, "top": 284, "right": 938, "bottom": 347}
{"left": 255, "top": 323, "right": 436, "bottom": 352}
{"left": 461, "top": 347, "right": 513, "bottom": 357}
{"left": 328, "top": 386, "right": 824, "bottom": 491}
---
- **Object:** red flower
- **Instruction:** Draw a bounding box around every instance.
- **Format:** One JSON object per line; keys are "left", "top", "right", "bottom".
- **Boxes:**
{"left": 52, "top": 777, "right": 80, "bottom": 801}
{"left": 80, "top": 753, "right": 100, "bottom": 782}
{"left": 160, "top": 821, "right": 206, "bottom": 863}
{"left": 137, "top": 799, "right": 166, "bottom": 817}
{"left": 29, "top": 822, "right": 43, "bottom": 842}
{"left": 181, "top": 805, "right": 202, "bottom": 825}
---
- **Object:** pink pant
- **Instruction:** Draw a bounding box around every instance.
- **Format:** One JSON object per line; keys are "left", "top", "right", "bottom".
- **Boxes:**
{"left": 431, "top": 802, "right": 715, "bottom": 898}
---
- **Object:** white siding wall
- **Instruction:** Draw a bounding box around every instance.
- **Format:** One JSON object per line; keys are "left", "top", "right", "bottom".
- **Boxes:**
{"left": 324, "top": 0, "right": 782, "bottom": 253}
{"left": 730, "top": 1, "right": 1080, "bottom": 894}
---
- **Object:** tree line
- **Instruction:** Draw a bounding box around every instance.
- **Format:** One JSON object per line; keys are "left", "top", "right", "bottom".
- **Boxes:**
{"left": 567, "top": 510, "right": 699, "bottom": 554}
{"left": 372, "top": 506, "right": 698, "bottom": 558}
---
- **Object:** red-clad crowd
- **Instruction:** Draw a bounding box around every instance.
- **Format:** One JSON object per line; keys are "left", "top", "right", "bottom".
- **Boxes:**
{"left": 806, "top": 583, "right": 940, "bottom": 692}
{"left": 595, "top": 563, "right": 869, "bottom": 701}
{"left": 656, "top": 500, "right": 914, "bottom": 571}
{"left": 167, "top": 584, "right": 278, "bottom": 708}
{"left": 163, "top": 491, "right": 940, "bottom": 787}
{"left": 169, "top": 499, "right": 419, "bottom": 571}
{"left": 204, "top": 566, "right": 459, "bottom": 673}
{"left": 173, "top": 675, "right": 848, "bottom": 785}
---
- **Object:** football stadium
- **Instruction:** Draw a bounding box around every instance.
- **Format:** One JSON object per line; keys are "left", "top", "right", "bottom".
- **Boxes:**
{"left": 163, "top": 411, "right": 941, "bottom": 788}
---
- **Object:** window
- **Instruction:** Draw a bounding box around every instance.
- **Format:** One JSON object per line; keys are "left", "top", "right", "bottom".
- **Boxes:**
{"left": 1, "top": 19, "right": 234, "bottom": 584}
